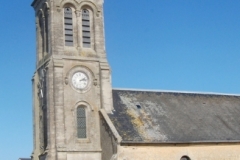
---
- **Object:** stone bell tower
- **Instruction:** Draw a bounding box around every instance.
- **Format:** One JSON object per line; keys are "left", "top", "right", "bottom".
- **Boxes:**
{"left": 31, "top": 0, "right": 113, "bottom": 159}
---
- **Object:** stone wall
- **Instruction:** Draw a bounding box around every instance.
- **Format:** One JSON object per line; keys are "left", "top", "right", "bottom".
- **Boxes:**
{"left": 116, "top": 144, "right": 240, "bottom": 160}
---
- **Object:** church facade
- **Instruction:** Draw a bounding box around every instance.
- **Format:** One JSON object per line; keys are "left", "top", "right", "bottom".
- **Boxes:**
{"left": 31, "top": 0, "right": 240, "bottom": 160}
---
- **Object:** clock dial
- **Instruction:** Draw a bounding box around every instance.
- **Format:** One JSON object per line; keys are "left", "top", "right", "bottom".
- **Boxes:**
{"left": 72, "top": 72, "right": 89, "bottom": 89}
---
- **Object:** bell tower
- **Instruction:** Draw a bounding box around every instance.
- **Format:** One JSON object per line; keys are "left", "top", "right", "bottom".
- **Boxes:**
{"left": 31, "top": 0, "right": 113, "bottom": 159}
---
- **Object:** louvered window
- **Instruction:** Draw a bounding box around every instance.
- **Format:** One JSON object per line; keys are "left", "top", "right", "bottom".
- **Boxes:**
{"left": 77, "top": 107, "right": 86, "bottom": 138}
{"left": 64, "top": 7, "right": 73, "bottom": 46}
{"left": 82, "top": 9, "right": 91, "bottom": 48}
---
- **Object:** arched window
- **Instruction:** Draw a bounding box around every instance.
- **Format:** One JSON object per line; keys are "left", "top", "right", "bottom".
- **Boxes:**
{"left": 82, "top": 9, "right": 91, "bottom": 48}
{"left": 180, "top": 156, "right": 191, "bottom": 160}
{"left": 64, "top": 7, "right": 73, "bottom": 46}
{"left": 77, "top": 106, "right": 86, "bottom": 138}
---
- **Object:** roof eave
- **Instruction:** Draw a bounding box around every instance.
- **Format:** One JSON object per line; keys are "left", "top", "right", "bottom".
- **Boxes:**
{"left": 120, "top": 140, "right": 240, "bottom": 145}
{"left": 99, "top": 109, "right": 122, "bottom": 144}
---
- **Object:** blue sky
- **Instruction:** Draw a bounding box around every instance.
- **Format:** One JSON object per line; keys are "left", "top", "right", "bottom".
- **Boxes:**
{"left": 0, "top": 0, "right": 239, "bottom": 159}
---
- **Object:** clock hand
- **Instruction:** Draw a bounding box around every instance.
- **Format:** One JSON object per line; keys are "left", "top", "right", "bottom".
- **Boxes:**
{"left": 80, "top": 78, "right": 87, "bottom": 81}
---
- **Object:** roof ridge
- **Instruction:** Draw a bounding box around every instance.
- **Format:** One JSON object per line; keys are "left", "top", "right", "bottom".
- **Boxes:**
{"left": 112, "top": 88, "right": 240, "bottom": 96}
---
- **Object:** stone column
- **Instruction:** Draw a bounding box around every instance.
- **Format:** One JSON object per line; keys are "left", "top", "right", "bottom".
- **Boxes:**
{"left": 76, "top": 10, "right": 81, "bottom": 51}
{"left": 53, "top": 59, "right": 66, "bottom": 150}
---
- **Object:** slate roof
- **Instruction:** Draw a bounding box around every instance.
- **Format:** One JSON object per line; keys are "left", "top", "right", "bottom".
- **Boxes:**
{"left": 108, "top": 89, "right": 240, "bottom": 143}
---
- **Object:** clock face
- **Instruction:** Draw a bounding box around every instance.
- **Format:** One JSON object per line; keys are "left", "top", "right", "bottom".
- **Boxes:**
{"left": 71, "top": 72, "right": 89, "bottom": 89}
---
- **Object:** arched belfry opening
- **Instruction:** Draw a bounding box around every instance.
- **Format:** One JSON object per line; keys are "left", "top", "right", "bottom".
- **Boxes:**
{"left": 82, "top": 9, "right": 91, "bottom": 48}
{"left": 64, "top": 7, "right": 74, "bottom": 46}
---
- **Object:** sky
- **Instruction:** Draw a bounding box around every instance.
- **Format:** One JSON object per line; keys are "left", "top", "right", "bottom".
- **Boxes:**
{"left": 0, "top": 0, "right": 239, "bottom": 159}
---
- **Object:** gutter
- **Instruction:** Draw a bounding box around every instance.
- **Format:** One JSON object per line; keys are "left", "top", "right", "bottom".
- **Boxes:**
{"left": 121, "top": 140, "right": 240, "bottom": 146}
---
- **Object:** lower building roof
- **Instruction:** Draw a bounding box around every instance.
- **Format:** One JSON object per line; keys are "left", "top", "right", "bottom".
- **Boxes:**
{"left": 108, "top": 89, "right": 240, "bottom": 143}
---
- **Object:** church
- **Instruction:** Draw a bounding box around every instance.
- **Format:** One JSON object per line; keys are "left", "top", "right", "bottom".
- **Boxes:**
{"left": 31, "top": 0, "right": 240, "bottom": 159}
